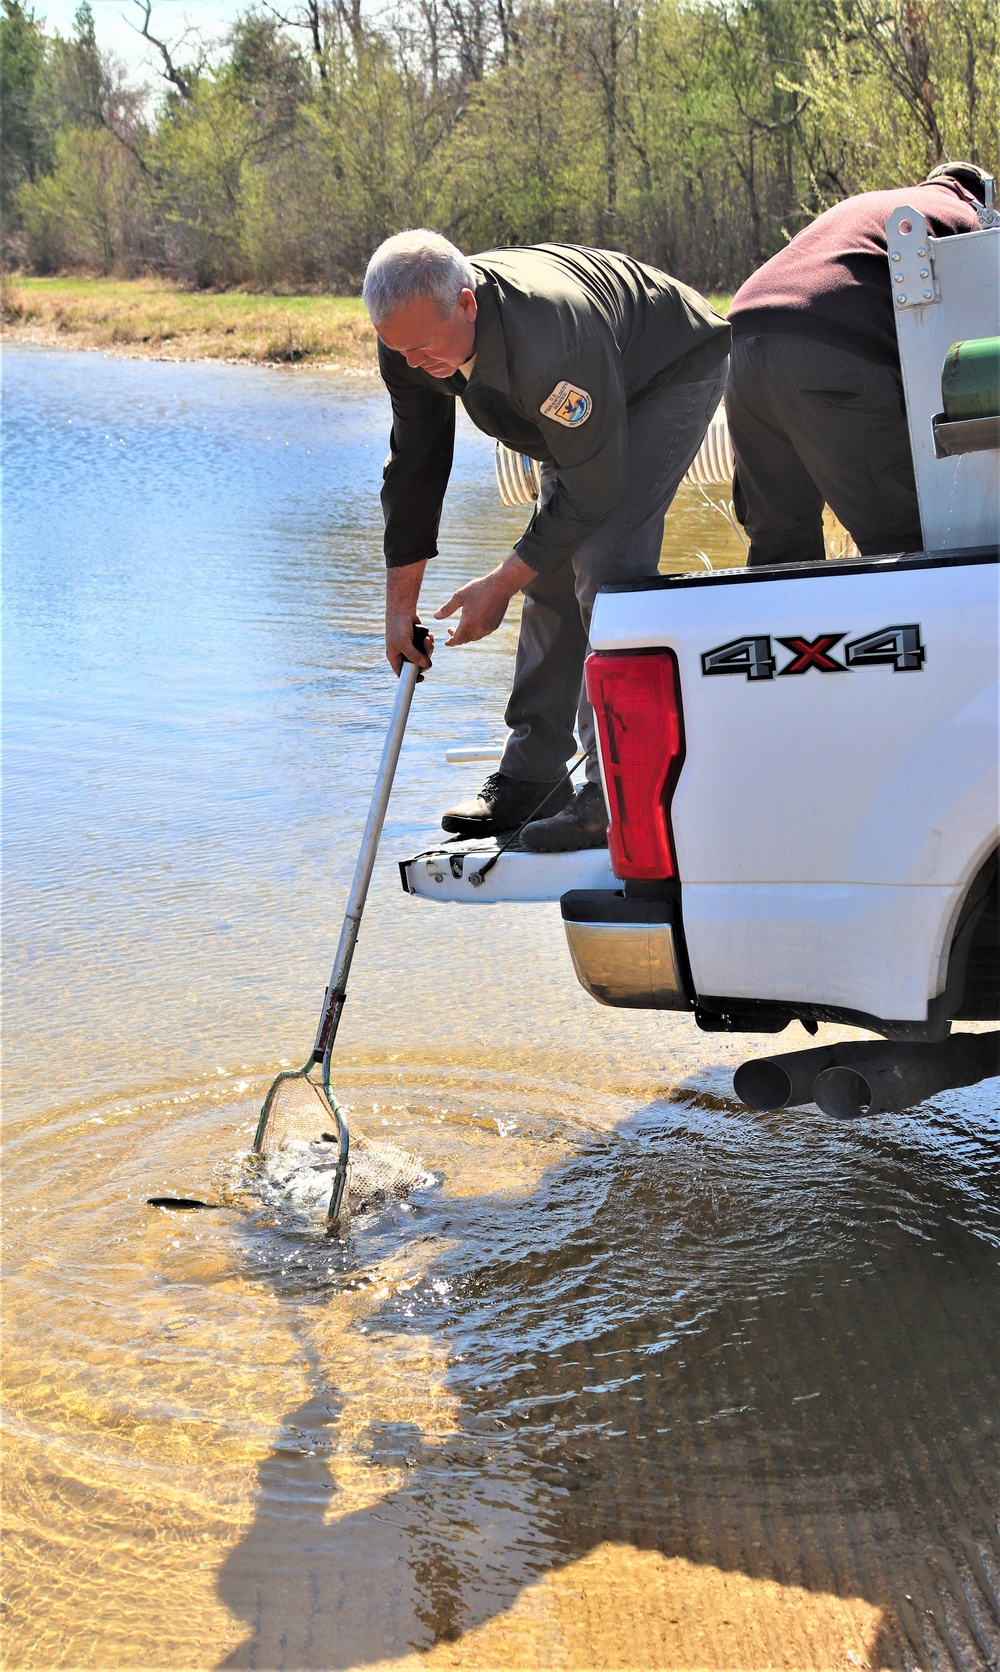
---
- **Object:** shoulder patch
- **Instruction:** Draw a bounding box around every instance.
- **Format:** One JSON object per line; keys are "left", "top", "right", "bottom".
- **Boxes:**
{"left": 540, "top": 381, "right": 593, "bottom": 427}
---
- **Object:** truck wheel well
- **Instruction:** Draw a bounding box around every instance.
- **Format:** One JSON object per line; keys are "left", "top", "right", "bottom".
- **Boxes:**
{"left": 947, "top": 848, "right": 1000, "bottom": 1022}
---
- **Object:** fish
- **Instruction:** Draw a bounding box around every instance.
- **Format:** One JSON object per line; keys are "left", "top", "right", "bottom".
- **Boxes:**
{"left": 146, "top": 1196, "right": 221, "bottom": 1210}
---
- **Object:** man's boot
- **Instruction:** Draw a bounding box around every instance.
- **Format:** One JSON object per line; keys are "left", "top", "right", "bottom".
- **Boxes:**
{"left": 441, "top": 771, "right": 572, "bottom": 839}
{"left": 520, "top": 780, "right": 609, "bottom": 852}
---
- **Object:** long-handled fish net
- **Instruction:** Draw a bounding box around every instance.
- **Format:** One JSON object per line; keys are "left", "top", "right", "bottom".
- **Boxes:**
{"left": 253, "top": 628, "right": 431, "bottom": 1225}
{"left": 253, "top": 1074, "right": 430, "bottom": 1219}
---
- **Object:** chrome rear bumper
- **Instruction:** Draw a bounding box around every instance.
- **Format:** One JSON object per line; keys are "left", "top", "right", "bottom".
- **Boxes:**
{"left": 560, "top": 891, "right": 692, "bottom": 1010}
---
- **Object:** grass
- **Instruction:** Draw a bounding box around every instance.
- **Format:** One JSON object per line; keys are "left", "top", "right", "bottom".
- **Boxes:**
{"left": 1, "top": 276, "right": 378, "bottom": 369}
{"left": 2, "top": 274, "right": 736, "bottom": 368}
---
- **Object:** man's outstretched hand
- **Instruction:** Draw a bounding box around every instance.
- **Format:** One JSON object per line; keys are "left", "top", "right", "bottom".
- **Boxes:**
{"left": 435, "top": 553, "right": 537, "bottom": 646}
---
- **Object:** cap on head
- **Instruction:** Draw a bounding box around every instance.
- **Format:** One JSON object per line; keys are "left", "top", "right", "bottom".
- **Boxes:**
{"left": 924, "top": 159, "right": 993, "bottom": 205}
{"left": 362, "top": 230, "right": 475, "bottom": 329}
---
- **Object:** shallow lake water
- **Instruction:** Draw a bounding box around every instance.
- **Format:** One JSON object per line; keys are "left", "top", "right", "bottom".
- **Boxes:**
{"left": 3, "top": 346, "right": 999, "bottom": 1671}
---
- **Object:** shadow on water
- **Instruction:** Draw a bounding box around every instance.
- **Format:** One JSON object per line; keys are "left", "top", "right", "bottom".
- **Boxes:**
{"left": 215, "top": 1099, "right": 1000, "bottom": 1671}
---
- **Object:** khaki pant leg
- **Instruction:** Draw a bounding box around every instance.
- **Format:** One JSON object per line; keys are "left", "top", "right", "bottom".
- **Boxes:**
{"left": 500, "top": 364, "right": 727, "bottom": 784}
{"left": 500, "top": 555, "right": 589, "bottom": 785}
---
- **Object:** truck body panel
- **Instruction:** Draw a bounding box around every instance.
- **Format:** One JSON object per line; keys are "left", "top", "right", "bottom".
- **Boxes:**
{"left": 680, "top": 880, "right": 960, "bottom": 1018}
{"left": 593, "top": 555, "right": 998, "bottom": 889}
{"left": 591, "top": 550, "right": 998, "bottom": 1022}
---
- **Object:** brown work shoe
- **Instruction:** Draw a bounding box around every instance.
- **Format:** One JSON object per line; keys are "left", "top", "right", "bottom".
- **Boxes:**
{"left": 520, "top": 781, "right": 609, "bottom": 852}
{"left": 441, "top": 772, "right": 572, "bottom": 838}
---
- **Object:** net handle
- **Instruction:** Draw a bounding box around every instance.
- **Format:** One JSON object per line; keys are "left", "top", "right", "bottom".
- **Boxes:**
{"left": 311, "top": 624, "right": 428, "bottom": 1063}
{"left": 253, "top": 621, "right": 429, "bottom": 1202}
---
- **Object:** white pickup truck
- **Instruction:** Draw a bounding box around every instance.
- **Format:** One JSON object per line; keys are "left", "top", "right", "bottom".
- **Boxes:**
{"left": 402, "top": 206, "right": 1000, "bottom": 1115}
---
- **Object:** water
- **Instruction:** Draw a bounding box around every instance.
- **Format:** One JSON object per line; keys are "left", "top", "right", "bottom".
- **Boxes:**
{"left": 3, "top": 346, "right": 999, "bottom": 1671}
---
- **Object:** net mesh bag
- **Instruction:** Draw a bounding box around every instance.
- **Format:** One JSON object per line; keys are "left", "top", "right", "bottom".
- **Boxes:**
{"left": 257, "top": 1074, "right": 430, "bottom": 1217}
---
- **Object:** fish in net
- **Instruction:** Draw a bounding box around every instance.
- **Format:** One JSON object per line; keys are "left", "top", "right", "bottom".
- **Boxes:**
{"left": 255, "top": 1074, "right": 432, "bottom": 1219}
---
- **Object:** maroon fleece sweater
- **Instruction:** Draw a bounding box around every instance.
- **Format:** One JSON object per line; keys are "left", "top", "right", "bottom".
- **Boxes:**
{"left": 729, "top": 181, "right": 981, "bottom": 365}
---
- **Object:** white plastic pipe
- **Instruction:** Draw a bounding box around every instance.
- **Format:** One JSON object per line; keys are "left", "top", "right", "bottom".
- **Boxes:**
{"left": 494, "top": 406, "right": 735, "bottom": 507}
{"left": 444, "top": 745, "right": 506, "bottom": 763}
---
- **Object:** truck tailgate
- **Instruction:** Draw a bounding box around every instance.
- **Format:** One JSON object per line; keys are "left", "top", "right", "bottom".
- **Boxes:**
{"left": 400, "top": 838, "right": 617, "bottom": 902}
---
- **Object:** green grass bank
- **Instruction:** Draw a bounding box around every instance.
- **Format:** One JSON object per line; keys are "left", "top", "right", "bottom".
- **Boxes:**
{"left": 2, "top": 275, "right": 733, "bottom": 369}
{"left": 1, "top": 277, "right": 379, "bottom": 369}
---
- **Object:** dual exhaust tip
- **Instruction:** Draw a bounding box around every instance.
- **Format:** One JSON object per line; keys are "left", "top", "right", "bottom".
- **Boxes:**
{"left": 733, "top": 1031, "right": 1000, "bottom": 1118}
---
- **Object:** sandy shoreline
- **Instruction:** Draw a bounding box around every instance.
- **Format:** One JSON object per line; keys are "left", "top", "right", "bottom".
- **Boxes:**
{"left": 3, "top": 323, "right": 381, "bottom": 372}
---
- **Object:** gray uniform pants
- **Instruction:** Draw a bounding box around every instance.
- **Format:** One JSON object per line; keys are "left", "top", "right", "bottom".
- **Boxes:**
{"left": 725, "top": 334, "right": 923, "bottom": 567}
{"left": 500, "top": 362, "right": 728, "bottom": 785}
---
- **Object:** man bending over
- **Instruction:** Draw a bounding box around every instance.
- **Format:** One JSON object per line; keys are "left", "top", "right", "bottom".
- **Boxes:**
{"left": 363, "top": 232, "right": 729, "bottom": 851}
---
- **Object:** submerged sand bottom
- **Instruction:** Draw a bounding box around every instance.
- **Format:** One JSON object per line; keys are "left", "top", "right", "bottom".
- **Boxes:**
{"left": 8, "top": 1053, "right": 996, "bottom": 1672}
{"left": 357, "top": 1547, "right": 885, "bottom": 1671}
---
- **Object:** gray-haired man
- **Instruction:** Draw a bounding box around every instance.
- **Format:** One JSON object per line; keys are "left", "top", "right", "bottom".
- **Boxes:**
{"left": 363, "top": 230, "right": 729, "bottom": 850}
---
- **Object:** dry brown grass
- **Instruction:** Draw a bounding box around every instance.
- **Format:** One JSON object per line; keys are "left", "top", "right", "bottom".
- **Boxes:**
{"left": 1, "top": 276, "right": 734, "bottom": 371}
{"left": 1, "top": 275, "right": 379, "bottom": 370}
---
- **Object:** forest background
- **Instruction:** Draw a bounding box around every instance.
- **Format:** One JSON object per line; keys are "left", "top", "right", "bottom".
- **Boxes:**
{"left": 2, "top": 0, "right": 998, "bottom": 299}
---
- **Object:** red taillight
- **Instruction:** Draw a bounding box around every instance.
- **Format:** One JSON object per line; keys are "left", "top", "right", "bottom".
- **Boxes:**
{"left": 585, "top": 649, "right": 685, "bottom": 879}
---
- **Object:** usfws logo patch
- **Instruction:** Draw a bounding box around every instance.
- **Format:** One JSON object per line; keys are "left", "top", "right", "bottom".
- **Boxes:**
{"left": 540, "top": 381, "right": 593, "bottom": 427}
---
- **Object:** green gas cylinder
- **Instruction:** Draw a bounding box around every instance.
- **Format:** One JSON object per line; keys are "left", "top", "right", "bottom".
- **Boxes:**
{"left": 941, "top": 337, "right": 1000, "bottom": 421}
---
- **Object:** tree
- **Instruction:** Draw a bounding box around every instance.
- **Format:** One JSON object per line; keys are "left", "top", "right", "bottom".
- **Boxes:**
{"left": 8, "top": 0, "right": 995, "bottom": 290}
{"left": 19, "top": 122, "right": 151, "bottom": 269}
{"left": 799, "top": 0, "right": 999, "bottom": 193}
{"left": 1, "top": 0, "right": 49, "bottom": 242}
{"left": 436, "top": 7, "right": 601, "bottom": 249}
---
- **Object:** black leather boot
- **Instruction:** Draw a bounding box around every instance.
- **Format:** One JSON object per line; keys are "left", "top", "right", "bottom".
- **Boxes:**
{"left": 441, "top": 772, "right": 573, "bottom": 838}
{"left": 520, "top": 780, "right": 609, "bottom": 851}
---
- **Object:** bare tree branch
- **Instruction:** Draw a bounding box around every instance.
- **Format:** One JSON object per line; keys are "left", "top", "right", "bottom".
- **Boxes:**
{"left": 261, "top": 0, "right": 327, "bottom": 77}
{"left": 127, "top": 0, "right": 195, "bottom": 100}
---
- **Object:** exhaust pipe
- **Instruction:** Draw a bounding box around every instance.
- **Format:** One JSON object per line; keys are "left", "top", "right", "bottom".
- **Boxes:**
{"left": 812, "top": 1031, "right": 1000, "bottom": 1119}
{"left": 733, "top": 1041, "right": 895, "bottom": 1112}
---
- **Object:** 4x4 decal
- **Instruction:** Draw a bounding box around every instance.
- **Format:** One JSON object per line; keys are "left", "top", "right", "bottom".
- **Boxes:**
{"left": 701, "top": 625, "right": 925, "bottom": 681}
{"left": 844, "top": 624, "right": 925, "bottom": 671}
{"left": 777, "top": 633, "right": 846, "bottom": 673}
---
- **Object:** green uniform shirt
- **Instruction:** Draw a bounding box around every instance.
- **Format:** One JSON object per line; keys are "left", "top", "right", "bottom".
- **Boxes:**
{"left": 378, "top": 243, "right": 730, "bottom": 574}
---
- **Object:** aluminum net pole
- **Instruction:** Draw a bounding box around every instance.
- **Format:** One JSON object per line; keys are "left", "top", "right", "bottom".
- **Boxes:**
{"left": 312, "top": 656, "right": 422, "bottom": 1064}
